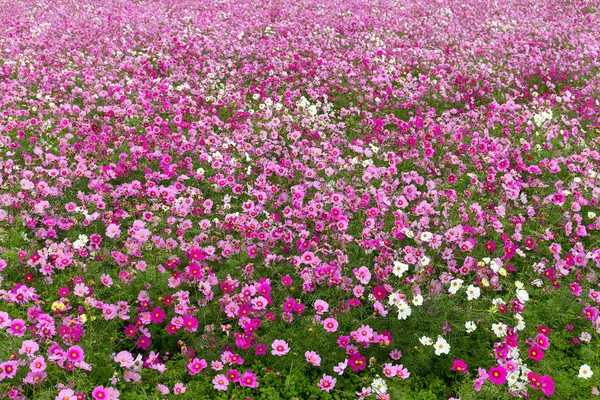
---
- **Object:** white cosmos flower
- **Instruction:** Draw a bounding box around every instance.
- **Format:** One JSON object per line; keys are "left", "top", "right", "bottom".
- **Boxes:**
{"left": 397, "top": 302, "right": 412, "bottom": 320}
{"left": 492, "top": 298, "right": 505, "bottom": 306}
{"left": 492, "top": 322, "right": 508, "bottom": 338}
{"left": 371, "top": 377, "right": 387, "bottom": 394}
{"left": 465, "top": 321, "right": 477, "bottom": 333}
{"left": 490, "top": 260, "right": 501, "bottom": 273}
{"left": 466, "top": 284, "right": 480, "bottom": 300}
{"left": 419, "top": 336, "right": 433, "bottom": 346}
{"left": 434, "top": 336, "right": 450, "bottom": 356}
{"left": 392, "top": 261, "right": 409, "bottom": 278}
{"left": 420, "top": 232, "right": 432, "bottom": 242}
{"left": 507, "top": 371, "right": 519, "bottom": 387}
{"left": 516, "top": 289, "right": 529, "bottom": 302}
{"left": 578, "top": 364, "right": 593, "bottom": 379}
{"left": 514, "top": 313, "right": 526, "bottom": 331}
{"left": 515, "top": 281, "right": 524, "bottom": 289}
{"left": 388, "top": 292, "right": 401, "bottom": 306}
{"left": 412, "top": 294, "right": 423, "bottom": 306}
{"left": 448, "top": 279, "right": 463, "bottom": 295}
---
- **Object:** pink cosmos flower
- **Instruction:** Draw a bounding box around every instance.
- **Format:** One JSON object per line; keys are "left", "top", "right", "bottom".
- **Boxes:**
{"left": 90, "top": 233, "right": 102, "bottom": 245}
{"left": 24, "top": 370, "right": 47, "bottom": 385}
{"left": 227, "top": 369, "right": 240, "bottom": 383}
{"left": 8, "top": 319, "right": 26, "bottom": 337}
{"left": 114, "top": 351, "right": 134, "bottom": 368}
{"left": 389, "top": 349, "right": 402, "bottom": 360}
{"left": 19, "top": 340, "right": 39, "bottom": 357}
{"left": 528, "top": 371, "right": 543, "bottom": 390}
{"left": 353, "top": 266, "right": 371, "bottom": 284}
{"left": 383, "top": 363, "right": 397, "bottom": 378}
{"left": 271, "top": 339, "right": 290, "bottom": 356}
{"left": 1, "top": 360, "right": 18, "bottom": 379}
{"left": 100, "top": 274, "right": 113, "bottom": 287}
{"left": 552, "top": 192, "right": 565, "bottom": 205}
{"left": 182, "top": 315, "right": 199, "bottom": 332}
{"left": 102, "top": 304, "right": 118, "bottom": 320}
{"left": 251, "top": 296, "right": 268, "bottom": 311}
{"left": 0, "top": 311, "right": 10, "bottom": 329}
{"left": 314, "top": 299, "right": 329, "bottom": 315}
{"left": 334, "top": 360, "right": 347, "bottom": 375}
{"left": 348, "top": 353, "right": 367, "bottom": 372}
{"left": 396, "top": 364, "right": 410, "bottom": 379}
{"left": 136, "top": 335, "right": 151, "bottom": 350}
{"left": 305, "top": 351, "right": 322, "bottom": 366}
{"left": 372, "top": 285, "right": 387, "bottom": 300}
{"left": 30, "top": 356, "right": 46, "bottom": 372}
{"left": 247, "top": 245, "right": 258, "bottom": 258}
{"left": 474, "top": 367, "right": 488, "bottom": 391}
{"left": 323, "top": 317, "right": 339, "bottom": 333}
{"left": 56, "top": 388, "right": 76, "bottom": 400}
{"left": 73, "top": 283, "right": 89, "bottom": 297}
{"left": 173, "top": 383, "right": 186, "bottom": 395}
{"left": 354, "top": 324, "right": 374, "bottom": 342}
{"left": 318, "top": 374, "right": 337, "bottom": 392}
{"left": 105, "top": 223, "right": 121, "bottom": 239}
{"left": 282, "top": 297, "right": 297, "bottom": 312}
{"left": 156, "top": 384, "right": 169, "bottom": 395}
{"left": 212, "top": 374, "right": 229, "bottom": 391}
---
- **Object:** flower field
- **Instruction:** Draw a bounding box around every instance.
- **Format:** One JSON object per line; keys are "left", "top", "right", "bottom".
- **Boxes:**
{"left": 1, "top": 0, "right": 600, "bottom": 398}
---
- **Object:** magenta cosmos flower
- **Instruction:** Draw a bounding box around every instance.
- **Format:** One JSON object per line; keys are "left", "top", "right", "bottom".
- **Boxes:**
{"left": 540, "top": 376, "right": 555, "bottom": 395}
{"left": 528, "top": 346, "right": 544, "bottom": 362}
{"left": 450, "top": 359, "right": 468, "bottom": 373}
{"left": 66, "top": 346, "right": 85, "bottom": 363}
{"left": 239, "top": 370, "right": 259, "bottom": 388}
{"left": 150, "top": 307, "right": 166, "bottom": 324}
{"left": 281, "top": 275, "right": 292, "bottom": 287}
{"left": 535, "top": 334, "right": 550, "bottom": 350}
{"left": 187, "top": 358, "right": 207, "bottom": 375}
{"left": 488, "top": 365, "right": 507, "bottom": 385}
